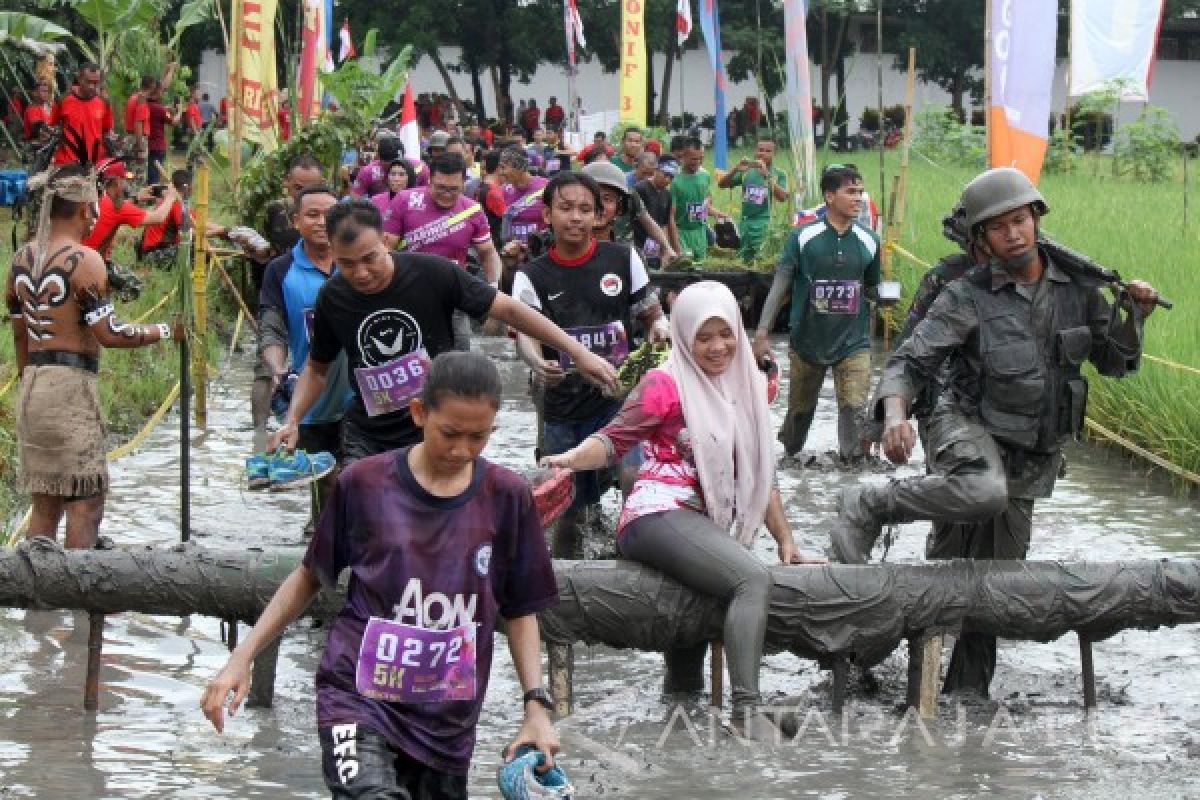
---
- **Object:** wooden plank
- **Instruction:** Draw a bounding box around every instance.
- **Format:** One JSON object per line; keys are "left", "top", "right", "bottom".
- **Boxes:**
{"left": 918, "top": 634, "right": 942, "bottom": 718}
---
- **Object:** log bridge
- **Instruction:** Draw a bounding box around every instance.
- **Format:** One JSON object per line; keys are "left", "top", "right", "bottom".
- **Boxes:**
{"left": 4, "top": 538, "right": 1199, "bottom": 717}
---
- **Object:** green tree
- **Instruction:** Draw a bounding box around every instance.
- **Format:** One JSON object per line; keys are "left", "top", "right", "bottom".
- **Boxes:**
{"left": 885, "top": 0, "right": 984, "bottom": 117}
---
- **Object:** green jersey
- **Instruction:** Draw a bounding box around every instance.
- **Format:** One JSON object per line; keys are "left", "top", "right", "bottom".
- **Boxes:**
{"left": 611, "top": 153, "right": 637, "bottom": 173}
{"left": 728, "top": 166, "right": 787, "bottom": 221}
{"left": 783, "top": 218, "right": 881, "bottom": 365}
{"left": 670, "top": 168, "right": 712, "bottom": 231}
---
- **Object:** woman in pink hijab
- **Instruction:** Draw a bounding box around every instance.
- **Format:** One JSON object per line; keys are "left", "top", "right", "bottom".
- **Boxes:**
{"left": 541, "top": 280, "right": 821, "bottom": 740}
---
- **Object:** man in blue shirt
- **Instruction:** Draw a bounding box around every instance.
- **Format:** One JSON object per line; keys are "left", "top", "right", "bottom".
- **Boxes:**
{"left": 258, "top": 185, "right": 353, "bottom": 529}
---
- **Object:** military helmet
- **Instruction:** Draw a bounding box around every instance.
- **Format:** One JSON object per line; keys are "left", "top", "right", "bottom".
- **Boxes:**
{"left": 581, "top": 160, "right": 630, "bottom": 197}
{"left": 960, "top": 167, "right": 1048, "bottom": 230}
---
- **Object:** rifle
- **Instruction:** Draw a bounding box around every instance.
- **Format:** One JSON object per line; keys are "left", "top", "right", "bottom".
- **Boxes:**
{"left": 941, "top": 210, "right": 1173, "bottom": 311}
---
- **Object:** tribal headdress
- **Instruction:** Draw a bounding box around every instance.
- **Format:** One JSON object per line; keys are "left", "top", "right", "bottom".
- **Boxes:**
{"left": 25, "top": 127, "right": 101, "bottom": 280}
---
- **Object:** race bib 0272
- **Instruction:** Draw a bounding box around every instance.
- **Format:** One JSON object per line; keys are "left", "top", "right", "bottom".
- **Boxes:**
{"left": 355, "top": 617, "right": 477, "bottom": 703}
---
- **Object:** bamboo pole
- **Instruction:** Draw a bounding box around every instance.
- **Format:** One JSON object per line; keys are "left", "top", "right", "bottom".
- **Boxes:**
{"left": 876, "top": 0, "right": 885, "bottom": 216}
{"left": 880, "top": 47, "right": 915, "bottom": 350}
{"left": 191, "top": 165, "right": 210, "bottom": 429}
{"left": 984, "top": 0, "right": 993, "bottom": 165}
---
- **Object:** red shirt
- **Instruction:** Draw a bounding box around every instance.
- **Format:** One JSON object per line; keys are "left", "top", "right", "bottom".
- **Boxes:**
{"left": 83, "top": 194, "right": 148, "bottom": 259}
{"left": 186, "top": 102, "right": 202, "bottom": 131}
{"left": 146, "top": 101, "right": 171, "bottom": 151}
{"left": 124, "top": 93, "right": 148, "bottom": 134}
{"left": 219, "top": 96, "right": 229, "bottom": 123}
{"left": 521, "top": 105, "right": 540, "bottom": 130}
{"left": 23, "top": 104, "right": 51, "bottom": 140}
{"left": 51, "top": 93, "right": 113, "bottom": 164}
{"left": 140, "top": 200, "right": 185, "bottom": 251}
{"left": 277, "top": 107, "right": 291, "bottom": 142}
{"left": 544, "top": 104, "right": 564, "bottom": 128}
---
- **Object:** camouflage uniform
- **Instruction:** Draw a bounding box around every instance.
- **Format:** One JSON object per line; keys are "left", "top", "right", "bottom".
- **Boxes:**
{"left": 836, "top": 251, "right": 1144, "bottom": 693}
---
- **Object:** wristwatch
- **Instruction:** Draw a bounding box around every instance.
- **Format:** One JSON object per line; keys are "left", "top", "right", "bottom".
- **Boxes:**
{"left": 522, "top": 687, "right": 556, "bottom": 713}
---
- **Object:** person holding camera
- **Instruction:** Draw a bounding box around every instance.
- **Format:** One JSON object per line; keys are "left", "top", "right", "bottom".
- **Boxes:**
{"left": 83, "top": 158, "right": 180, "bottom": 262}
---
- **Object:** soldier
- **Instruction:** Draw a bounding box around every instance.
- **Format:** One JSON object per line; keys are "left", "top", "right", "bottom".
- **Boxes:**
{"left": 828, "top": 167, "right": 1161, "bottom": 694}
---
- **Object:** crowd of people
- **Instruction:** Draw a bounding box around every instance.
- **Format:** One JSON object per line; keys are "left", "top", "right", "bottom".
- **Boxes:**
{"left": 5, "top": 71, "right": 1164, "bottom": 799}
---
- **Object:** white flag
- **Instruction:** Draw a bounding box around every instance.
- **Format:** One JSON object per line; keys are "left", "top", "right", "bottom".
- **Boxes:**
{"left": 1070, "top": 0, "right": 1164, "bottom": 100}
{"left": 676, "top": 0, "right": 692, "bottom": 46}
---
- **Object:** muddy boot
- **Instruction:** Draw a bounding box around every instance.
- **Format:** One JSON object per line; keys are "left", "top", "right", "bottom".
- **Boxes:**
{"left": 828, "top": 484, "right": 891, "bottom": 564}
{"left": 837, "top": 406, "right": 865, "bottom": 462}
{"left": 778, "top": 410, "right": 816, "bottom": 458}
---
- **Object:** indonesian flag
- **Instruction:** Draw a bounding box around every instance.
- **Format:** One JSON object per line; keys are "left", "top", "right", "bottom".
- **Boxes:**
{"left": 566, "top": 0, "right": 586, "bottom": 50}
{"left": 398, "top": 82, "right": 420, "bottom": 162}
{"left": 676, "top": 0, "right": 692, "bottom": 45}
{"left": 339, "top": 19, "right": 356, "bottom": 62}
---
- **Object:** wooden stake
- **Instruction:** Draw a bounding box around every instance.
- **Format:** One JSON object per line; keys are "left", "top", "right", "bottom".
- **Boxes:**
{"left": 548, "top": 643, "right": 574, "bottom": 716}
{"left": 1079, "top": 632, "right": 1097, "bottom": 710}
{"left": 918, "top": 634, "right": 942, "bottom": 718}
{"left": 248, "top": 637, "right": 281, "bottom": 708}
{"left": 84, "top": 612, "right": 104, "bottom": 711}
{"left": 228, "top": 0, "right": 243, "bottom": 187}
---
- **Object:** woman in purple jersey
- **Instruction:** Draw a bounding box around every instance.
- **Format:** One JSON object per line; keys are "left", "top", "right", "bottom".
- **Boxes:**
{"left": 541, "top": 282, "right": 824, "bottom": 742}
{"left": 202, "top": 352, "right": 561, "bottom": 799}
{"left": 369, "top": 158, "right": 417, "bottom": 218}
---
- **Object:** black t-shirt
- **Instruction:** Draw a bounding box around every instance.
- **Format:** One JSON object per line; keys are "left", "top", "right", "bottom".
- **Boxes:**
{"left": 513, "top": 241, "right": 653, "bottom": 422}
{"left": 309, "top": 252, "right": 498, "bottom": 442}
{"left": 633, "top": 179, "right": 672, "bottom": 249}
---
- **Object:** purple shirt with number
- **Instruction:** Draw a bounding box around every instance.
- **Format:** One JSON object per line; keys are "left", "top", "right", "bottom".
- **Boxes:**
{"left": 303, "top": 449, "right": 558, "bottom": 776}
{"left": 353, "top": 159, "right": 388, "bottom": 197}
{"left": 501, "top": 176, "right": 548, "bottom": 243}
{"left": 381, "top": 188, "right": 491, "bottom": 267}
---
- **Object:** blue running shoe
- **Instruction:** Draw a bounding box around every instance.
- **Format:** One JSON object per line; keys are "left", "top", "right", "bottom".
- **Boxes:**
{"left": 497, "top": 747, "right": 573, "bottom": 800}
{"left": 245, "top": 453, "right": 271, "bottom": 490}
{"left": 267, "top": 449, "right": 336, "bottom": 491}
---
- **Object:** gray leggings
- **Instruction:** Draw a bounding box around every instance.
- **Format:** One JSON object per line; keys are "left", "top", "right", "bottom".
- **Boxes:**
{"left": 620, "top": 509, "right": 771, "bottom": 713}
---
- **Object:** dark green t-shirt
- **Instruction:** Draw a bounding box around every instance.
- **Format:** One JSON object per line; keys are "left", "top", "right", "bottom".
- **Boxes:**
{"left": 670, "top": 169, "right": 712, "bottom": 231}
{"left": 783, "top": 219, "right": 881, "bottom": 365}
{"left": 728, "top": 166, "right": 788, "bottom": 221}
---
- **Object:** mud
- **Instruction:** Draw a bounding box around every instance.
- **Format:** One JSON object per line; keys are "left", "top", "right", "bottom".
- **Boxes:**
{"left": 0, "top": 336, "right": 1197, "bottom": 799}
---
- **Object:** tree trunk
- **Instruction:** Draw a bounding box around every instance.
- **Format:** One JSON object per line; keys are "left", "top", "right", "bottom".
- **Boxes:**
{"left": 427, "top": 49, "right": 467, "bottom": 120}
{"left": 658, "top": 10, "right": 678, "bottom": 128}
{"left": 466, "top": 57, "right": 487, "bottom": 122}
{"left": 951, "top": 71, "right": 965, "bottom": 119}
{"left": 5, "top": 539, "right": 1200, "bottom": 668}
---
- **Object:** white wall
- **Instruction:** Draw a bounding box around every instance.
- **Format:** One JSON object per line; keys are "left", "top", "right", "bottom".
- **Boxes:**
{"left": 197, "top": 47, "right": 1200, "bottom": 138}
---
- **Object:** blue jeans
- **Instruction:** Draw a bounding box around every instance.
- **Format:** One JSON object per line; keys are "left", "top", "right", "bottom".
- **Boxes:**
{"left": 543, "top": 404, "right": 641, "bottom": 510}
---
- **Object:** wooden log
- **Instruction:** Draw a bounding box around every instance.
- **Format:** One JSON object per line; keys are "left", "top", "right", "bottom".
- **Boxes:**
{"left": 4, "top": 539, "right": 1200, "bottom": 669}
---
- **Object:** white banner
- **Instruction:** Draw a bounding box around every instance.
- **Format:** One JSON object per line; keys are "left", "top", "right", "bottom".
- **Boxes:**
{"left": 1070, "top": 0, "right": 1164, "bottom": 100}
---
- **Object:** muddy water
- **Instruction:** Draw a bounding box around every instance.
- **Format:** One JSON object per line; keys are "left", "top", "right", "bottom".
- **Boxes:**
{"left": 1, "top": 335, "right": 1198, "bottom": 799}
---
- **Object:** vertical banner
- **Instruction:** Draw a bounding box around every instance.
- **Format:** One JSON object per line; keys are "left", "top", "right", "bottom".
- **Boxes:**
{"left": 620, "top": 0, "right": 647, "bottom": 124}
{"left": 230, "top": 0, "right": 280, "bottom": 150}
{"left": 1070, "top": 0, "right": 1164, "bottom": 100}
{"left": 988, "top": 0, "right": 1057, "bottom": 183}
{"left": 783, "top": 0, "right": 817, "bottom": 203}
{"left": 297, "top": 0, "right": 326, "bottom": 121}
{"left": 698, "top": 0, "right": 728, "bottom": 169}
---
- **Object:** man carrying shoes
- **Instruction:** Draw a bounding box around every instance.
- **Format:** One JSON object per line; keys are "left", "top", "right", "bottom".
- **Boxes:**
{"left": 268, "top": 199, "right": 618, "bottom": 463}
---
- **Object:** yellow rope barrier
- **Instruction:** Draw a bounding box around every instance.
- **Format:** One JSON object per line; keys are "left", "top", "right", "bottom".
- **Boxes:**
{"left": 1084, "top": 418, "right": 1200, "bottom": 486}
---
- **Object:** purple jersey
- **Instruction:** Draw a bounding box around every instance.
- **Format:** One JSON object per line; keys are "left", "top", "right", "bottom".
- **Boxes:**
{"left": 353, "top": 159, "right": 388, "bottom": 197}
{"left": 381, "top": 188, "right": 491, "bottom": 267}
{"left": 501, "top": 176, "right": 548, "bottom": 244}
{"left": 303, "top": 449, "right": 558, "bottom": 776}
{"left": 411, "top": 158, "right": 430, "bottom": 188}
{"left": 369, "top": 190, "right": 395, "bottom": 221}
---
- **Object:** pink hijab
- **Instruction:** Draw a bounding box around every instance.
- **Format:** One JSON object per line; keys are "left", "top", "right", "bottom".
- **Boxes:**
{"left": 663, "top": 281, "right": 775, "bottom": 545}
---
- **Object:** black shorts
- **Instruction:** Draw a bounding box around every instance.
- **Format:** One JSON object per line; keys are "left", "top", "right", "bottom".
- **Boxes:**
{"left": 340, "top": 418, "right": 421, "bottom": 465}
{"left": 319, "top": 723, "right": 467, "bottom": 800}
{"left": 298, "top": 420, "right": 344, "bottom": 461}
